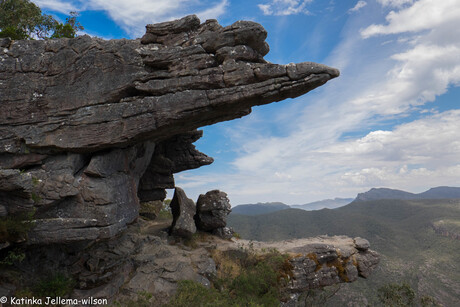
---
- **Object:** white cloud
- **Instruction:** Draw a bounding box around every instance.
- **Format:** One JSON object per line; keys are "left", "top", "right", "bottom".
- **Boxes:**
{"left": 361, "top": 0, "right": 460, "bottom": 38}
{"left": 178, "top": 0, "right": 460, "bottom": 205}
{"left": 34, "top": 0, "right": 78, "bottom": 14}
{"left": 34, "top": 0, "right": 229, "bottom": 37}
{"left": 35, "top": 0, "right": 460, "bottom": 204}
{"left": 349, "top": 1, "right": 367, "bottom": 13}
{"left": 320, "top": 110, "right": 460, "bottom": 166}
{"left": 377, "top": 0, "right": 413, "bottom": 8}
{"left": 258, "top": 0, "right": 313, "bottom": 16}
{"left": 196, "top": 0, "right": 229, "bottom": 22}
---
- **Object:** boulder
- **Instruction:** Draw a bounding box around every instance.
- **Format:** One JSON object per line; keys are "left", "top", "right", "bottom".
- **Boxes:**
{"left": 212, "top": 227, "right": 234, "bottom": 239}
{"left": 170, "top": 188, "right": 196, "bottom": 238}
{"left": 195, "top": 190, "right": 232, "bottom": 232}
{"left": 353, "top": 237, "right": 370, "bottom": 251}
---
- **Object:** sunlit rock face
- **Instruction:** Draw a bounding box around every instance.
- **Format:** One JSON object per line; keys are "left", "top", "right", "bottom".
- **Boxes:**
{"left": 0, "top": 15, "right": 339, "bottom": 245}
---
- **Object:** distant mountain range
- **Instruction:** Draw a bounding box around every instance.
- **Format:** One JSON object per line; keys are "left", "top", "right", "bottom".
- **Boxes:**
{"left": 355, "top": 186, "right": 460, "bottom": 201}
{"left": 231, "top": 202, "right": 290, "bottom": 216}
{"left": 231, "top": 187, "right": 460, "bottom": 216}
{"left": 290, "top": 198, "right": 354, "bottom": 210}
{"left": 231, "top": 198, "right": 354, "bottom": 216}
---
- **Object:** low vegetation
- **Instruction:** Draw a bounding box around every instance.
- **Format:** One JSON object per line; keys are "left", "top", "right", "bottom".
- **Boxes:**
{"left": 0, "top": 248, "right": 25, "bottom": 266}
{"left": 166, "top": 246, "right": 293, "bottom": 306}
{"left": 33, "top": 272, "right": 76, "bottom": 298}
{"left": 158, "top": 199, "right": 173, "bottom": 220}
{"left": 139, "top": 199, "right": 173, "bottom": 221}
{"left": 0, "top": 209, "right": 35, "bottom": 243}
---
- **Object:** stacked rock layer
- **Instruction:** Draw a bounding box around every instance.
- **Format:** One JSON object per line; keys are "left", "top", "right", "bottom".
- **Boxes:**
{"left": 0, "top": 15, "right": 339, "bottom": 245}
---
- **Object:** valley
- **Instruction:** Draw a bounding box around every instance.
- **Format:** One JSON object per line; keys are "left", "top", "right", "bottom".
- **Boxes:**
{"left": 228, "top": 198, "right": 460, "bottom": 306}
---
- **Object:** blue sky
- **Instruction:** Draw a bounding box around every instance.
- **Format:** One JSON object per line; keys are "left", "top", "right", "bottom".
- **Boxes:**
{"left": 37, "top": 0, "right": 460, "bottom": 205}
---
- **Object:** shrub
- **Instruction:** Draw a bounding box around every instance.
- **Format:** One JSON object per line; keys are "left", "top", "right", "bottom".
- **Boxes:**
{"left": 168, "top": 247, "right": 293, "bottom": 306}
{"left": 165, "top": 280, "right": 229, "bottom": 307}
{"left": 34, "top": 273, "right": 75, "bottom": 298}
{"left": 112, "top": 291, "right": 154, "bottom": 307}
{"left": 377, "top": 282, "right": 416, "bottom": 307}
{"left": 0, "top": 249, "right": 26, "bottom": 266}
{"left": 376, "top": 282, "right": 441, "bottom": 307}
{"left": 232, "top": 232, "right": 241, "bottom": 239}
{"left": 158, "top": 199, "right": 173, "bottom": 220}
{"left": 0, "top": 209, "right": 35, "bottom": 243}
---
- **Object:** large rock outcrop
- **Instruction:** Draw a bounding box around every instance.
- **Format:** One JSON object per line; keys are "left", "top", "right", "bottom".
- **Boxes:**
{"left": 0, "top": 15, "right": 339, "bottom": 245}
{"left": 0, "top": 219, "right": 379, "bottom": 305}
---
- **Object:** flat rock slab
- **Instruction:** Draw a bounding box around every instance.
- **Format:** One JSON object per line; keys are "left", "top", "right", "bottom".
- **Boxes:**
{"left": 227, "top": 236, "right": 380, "bottom": 291}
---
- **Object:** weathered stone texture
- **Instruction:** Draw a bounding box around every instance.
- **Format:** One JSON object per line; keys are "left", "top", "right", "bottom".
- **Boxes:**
{"left": 195, "top": 189, "right": 232, "bottom": 231}
{"left": 243, "top": 235, "right": 380, "bottom": 295}
{"left": 0, "top": 15, "right": 338, "bottom": 245}
{"left": 170, "top": 187, "right": 197, "bottom": 238}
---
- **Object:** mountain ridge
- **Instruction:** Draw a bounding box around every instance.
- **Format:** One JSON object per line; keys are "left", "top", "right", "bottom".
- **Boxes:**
{"left": 231, "top": 202, "right": 290, "bottom": 216}
{"left": 291, "top": 197, "right": 354, "bottom": 210}
{"left": 355, "top": 186, "right": 460, "bottom": 201}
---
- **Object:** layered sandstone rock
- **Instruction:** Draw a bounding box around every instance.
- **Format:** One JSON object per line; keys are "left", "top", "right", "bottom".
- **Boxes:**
{"left": 0, "top": 15, "right": 339, "bottom": 245}
{"left": 0, "top": 221, "right": 378, "bottom": 305}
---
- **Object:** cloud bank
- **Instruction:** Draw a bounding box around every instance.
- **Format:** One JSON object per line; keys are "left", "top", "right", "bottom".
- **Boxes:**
{"left": 178, "top": 0, "right": 460, "bottom": 204}
{"left": 34, "top": 0, "right": 229, "bottom": 37}
{"left": 258, "top": 0, "right": 313, "bottom": 16}
{"left": 349, "top": 1, "right": 367, "bottom": 13}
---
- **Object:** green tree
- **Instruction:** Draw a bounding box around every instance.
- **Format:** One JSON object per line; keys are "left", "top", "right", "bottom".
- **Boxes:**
{"left": 377, "top": 282, "right": 416, "bottom": 307}
{"left": 50, "top": 11, "right": 83, "bottom": 38}
{"left": 0, "top": 0, "right": 83, "bottom": 40}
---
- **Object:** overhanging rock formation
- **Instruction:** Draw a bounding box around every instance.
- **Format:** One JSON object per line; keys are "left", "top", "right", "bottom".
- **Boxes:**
{"left": 0, "top": 15, "right": 339, "bottom": 245}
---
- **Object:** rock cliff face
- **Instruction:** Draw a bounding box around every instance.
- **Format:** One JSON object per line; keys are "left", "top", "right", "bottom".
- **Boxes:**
{"left": 0, "top": 15, "right": 339, "bottom": 245}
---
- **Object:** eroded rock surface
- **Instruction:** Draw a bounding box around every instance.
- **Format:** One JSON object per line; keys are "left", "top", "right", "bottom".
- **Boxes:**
{"left": 0, "top": 220, "right": 377, "bottom": 305}
{"left": 170, "top": 187, "right": 196, "bottom": 238}
{"left": 239, "top": 236, "right": 380, "bottom": 304}
{"left": 0, "top": 15, "right": 338, "bottom": 245}
{"left": 195, "top": 189, "right": 232, "bottom": 232}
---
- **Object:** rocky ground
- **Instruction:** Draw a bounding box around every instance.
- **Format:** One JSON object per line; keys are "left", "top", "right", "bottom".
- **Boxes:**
{"left": 88, "top": 218, "right": 379, "bottom": 305}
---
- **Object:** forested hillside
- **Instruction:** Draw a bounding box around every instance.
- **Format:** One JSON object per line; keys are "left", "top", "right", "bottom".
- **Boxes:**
{"left": 228, "top": 199, "right": 460, "bottom": 306}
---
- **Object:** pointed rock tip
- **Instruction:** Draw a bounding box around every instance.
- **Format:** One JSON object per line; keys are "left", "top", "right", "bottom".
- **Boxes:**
{"left": 286, "top": 62, "right": 340, "bottom": 80}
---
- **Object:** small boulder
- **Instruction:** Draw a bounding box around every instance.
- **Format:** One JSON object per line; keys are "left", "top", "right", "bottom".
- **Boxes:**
{"left": 169, "top": 187, "right": 196, "bottom": 238}
{"left": 353, "top": 237, "right": 370, "bottom": 251}
{"left": 212, "top": 227, "right": 234, "bottom": 239}
{"left": 195, "top": 190, "right": 231, "bottom": 232}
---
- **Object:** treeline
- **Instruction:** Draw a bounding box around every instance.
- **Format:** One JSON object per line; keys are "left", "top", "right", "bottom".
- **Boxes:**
{"left": 0, "top": 0, "right": 83, "bottom": 40}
